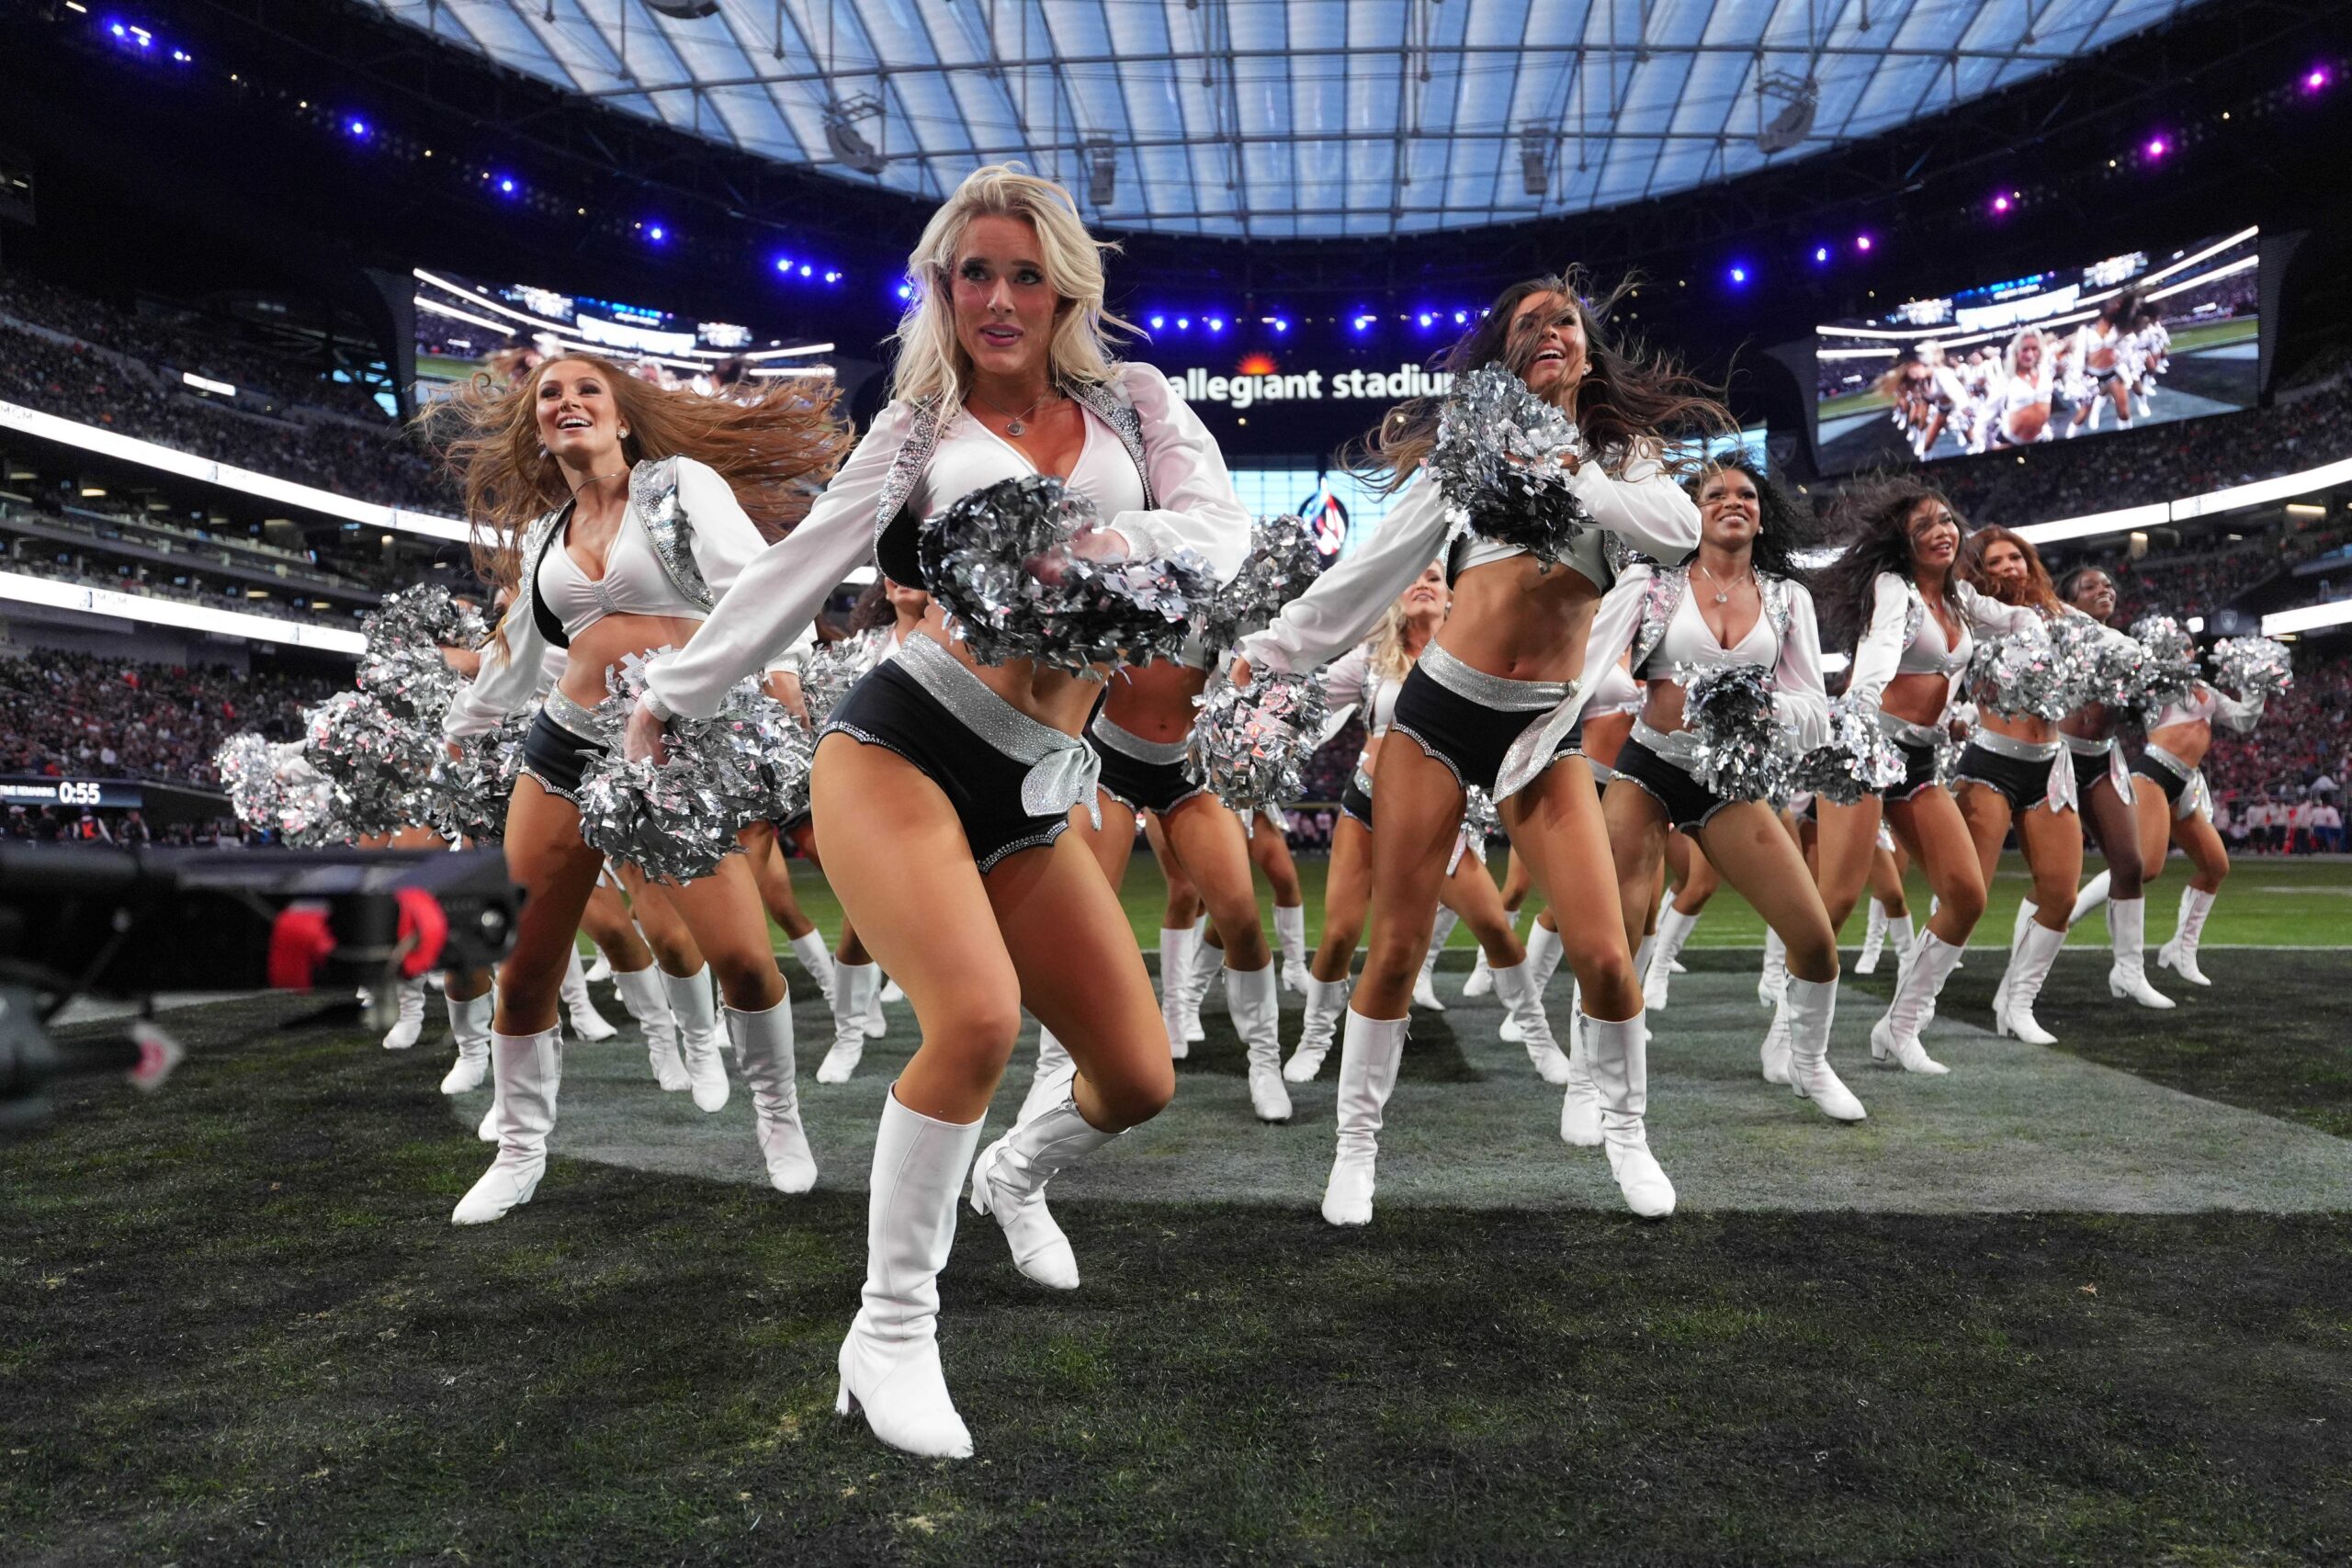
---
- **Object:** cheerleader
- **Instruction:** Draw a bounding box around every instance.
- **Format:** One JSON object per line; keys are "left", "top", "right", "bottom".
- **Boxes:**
{"left": 428, "top": 351, "right": 842, "bottom": 1223}
{"left": 1950, "top": 527, "right": 2089, "bottom": 1043}
{"left": 1063, "top": 640, "right": 1295, "bottom": 1124}
{"left": 1283, "top": 564, "right": 1568, "bottom": 1087}
{"left": 2052, "top": 567, "right": 2173, "bottom": 1008}
{"left": 2125, "top": 631, "right": 2265, "bottom": 987}
{"left": 1237, "top": 273, "right": 1720, "bottom": 1224}
{"left": 1811, "top": 480, "right": 2042, "bottom": 1075}
{"left": 1984, "top": 329, "right": 2058, "bottom": 449}
{"left": 626, "top": 166, "right": 1249, "bottom": 1459}
{"left": 1578, "top": 459, "right": 1857, "bottom": 1120}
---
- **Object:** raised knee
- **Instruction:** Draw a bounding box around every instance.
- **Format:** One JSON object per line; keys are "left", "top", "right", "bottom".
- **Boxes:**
{"left": 1091, "top": 1059, "right": 1176, "bottom": 1130}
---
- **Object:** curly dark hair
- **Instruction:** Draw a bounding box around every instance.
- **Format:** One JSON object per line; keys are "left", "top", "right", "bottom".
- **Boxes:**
{"left": 1683, "top": 458, "right": 1817, "bottom": 588}
{"left": 1814, "top": 474, "right": 1965, "bottom": 653}
{"left": 1358, "top": 269, "right": 1736, "bottom": 491}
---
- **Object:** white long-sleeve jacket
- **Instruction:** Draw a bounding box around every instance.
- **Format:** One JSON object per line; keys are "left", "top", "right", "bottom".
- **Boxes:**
{"left": 644, "top": 363, "right": 1250, "bottom": 722}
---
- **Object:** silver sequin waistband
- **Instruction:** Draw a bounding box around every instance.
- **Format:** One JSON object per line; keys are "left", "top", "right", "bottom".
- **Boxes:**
{"left": 1419, "top": 642, "right": 1569, "bottom": 712}
{"left": 2142, "top": 741, "right": 2197, "bottom": 782}
{"left": 1090, "top": 711, "right": 1192, "bottom": 766}
{"left": 1969, "top": 729, "right": 2064, "bottom": 762}
{"left": 1875, "top": 710, "right": 1945, "bottom": 750}
{"left": 894, "top": 634, "right": 1102, "bottom": 825}
{"left": 1630, "top": 716, "right": 1702, "bottom": 773}
{"left": 540, "top": 688, "right": 606, "bottom": 745}
{"left": 2064, "top": 733, "right": 2117, "bottom": 758}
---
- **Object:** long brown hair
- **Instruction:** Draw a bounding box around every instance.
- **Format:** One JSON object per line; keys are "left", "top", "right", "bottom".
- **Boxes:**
{"left": 1815, "top": 475, "right": 1964, "bottom": 654}
{"left": 416, "top": 352, "right": 847, "bottom": 601}
{"left": 1962, "top": 525, "right": 2063, "bottom": 615}
{"left": 1362, "top": 269, "right": 1734, "bottom": 491}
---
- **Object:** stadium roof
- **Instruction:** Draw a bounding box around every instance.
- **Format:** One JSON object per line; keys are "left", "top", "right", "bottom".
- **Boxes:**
{"left": 366, "top": 0, "right": 2202, "bottom": 240}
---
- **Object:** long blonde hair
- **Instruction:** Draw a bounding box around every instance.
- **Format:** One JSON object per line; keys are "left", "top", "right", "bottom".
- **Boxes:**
{"left": 1369, "top": 562, "right": 1447, "bottom": 679}
{"left": 888, "top": 164, "right": 1133, "bottom": 408}
{"left": 416, "top": 352, "right": 846, "bottom": 604}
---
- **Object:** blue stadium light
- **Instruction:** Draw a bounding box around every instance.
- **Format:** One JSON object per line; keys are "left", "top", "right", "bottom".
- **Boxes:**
{"left": 1206, "top": 315, "right": 1226, "bottom": 333}
{"left": 798, "top": 265, "right": 812, "bottom": 277}
{"left": 109, "top": 21, "right": 125, "bottom": 36}
{"left": 1813, "top": 244, "right": 1831, "bottom": 265}
{"left": 1148, "top": 314, "right": 1165, "bottom": 330}
{"left": 646, "top": 223, "right": 666, "bottom": 243}
{"left": 775, "top": 255, "right": 793, "bottom": 273}
{"left": 824, "top": 270, "right": 841, "bottom": 284}
{"left": 496, "top": 175, "right": 518, "bottom": 197}
{"left": 345, "top": 118, "right": 370, "bottom": 139}
{"left": 1453, "top": 310, "right": 1468, "bottom": 325}
{"left": 1351, "top": 313, "right": 1376, "bottom": 333}
{"left": 895, "top": 282, "right": 913, "bottom": 300}
{"left": 1272, "top": 317, "right": 1289, "bottom": 333}
{"left": 1728, "top": 264, "right": 1749, "bottom": 286}
{"left": 171, "top": 48, "right": 190, "bottom": 63}
{"left": 1416, "top": 311, "right": 1433, "bottom": 329}
{"left": 1176, "top": 316, "right": 1191, "bottom": 331}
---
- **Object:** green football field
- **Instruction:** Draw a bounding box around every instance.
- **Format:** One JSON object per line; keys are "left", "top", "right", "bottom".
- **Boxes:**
{"left": 9, "top": 854, "right": 2351, "bottom": 1562}
{"left": 764, "top": 847, "right": 2352, "bottom": 953}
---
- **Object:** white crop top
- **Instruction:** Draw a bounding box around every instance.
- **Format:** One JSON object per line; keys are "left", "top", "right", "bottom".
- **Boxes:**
{"left": 1844, "top": 572, "right": 2040, "bottom": 716}
{"left": 1585, "top": 660, "right": 1643, "bottom": 716}
{"left": 446, "top": 455, "right": 775, "bottom": 739}
{"left": 1238, "top": 436, "right": 1701, "bottom": 679}
{"left": 643, "top": 362, "right": 1250, "bottom": 722}
{"left": 1581, "top": 562, "right": 1830, "bottom": 763}
{"left": 2151, "top": 682, "right": 2265, "bottom": 734}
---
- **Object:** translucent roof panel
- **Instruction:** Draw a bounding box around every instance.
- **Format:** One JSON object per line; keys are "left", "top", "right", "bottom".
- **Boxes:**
{"left": 370, "top": 0, "right": 2202, "bottom": 239}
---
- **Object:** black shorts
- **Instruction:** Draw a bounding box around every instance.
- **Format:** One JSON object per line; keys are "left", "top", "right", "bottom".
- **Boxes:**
{"left": 2071, "top": 749, "right": 2114, "bottom": 802}
{"left": 824, "top": 661, "right": 1071, "bottom": 873}
{"left": 1882, "top": 739, "right": 1939, "bottom": 803}
{"left": 1389, "top": 664, "right": 1566, "bottom": 796}
{"left": 1090, "top": 732, "right": 1210, "bottom": 818}
{"left": 1953, "top": 742, "right": 2053, "bottom": 813}
{"left": 520, "top": 707, "right": 605, "bottom": 805}
{"left": 1340, "top": 772, "right": 1374, "bottom": 829}
{"left": 2132, "top": 751, "right": 2189, "bottom": 807}
{"left": 1611, "top": 737, "right": 1735, "bottom": 835}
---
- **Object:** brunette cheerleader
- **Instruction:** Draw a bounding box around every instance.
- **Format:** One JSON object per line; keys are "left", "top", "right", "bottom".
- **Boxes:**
{"left": 428, "top": 351, "right": 842, "bottom": 1221}
{"left": 1238, "top": 274, "right": 1722, "bottom": 1224}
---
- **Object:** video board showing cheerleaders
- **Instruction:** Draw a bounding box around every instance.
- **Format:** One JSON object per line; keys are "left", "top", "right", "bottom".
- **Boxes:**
{"left": 1812, "top": 227, "right": 2259, "bottom": 473}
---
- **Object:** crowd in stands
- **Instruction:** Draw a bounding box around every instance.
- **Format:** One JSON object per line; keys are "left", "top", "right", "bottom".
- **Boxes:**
{"left": 0, "top": 270, "right": 390, "bottom": 425}
{"left": 1918, "top": 378, "right": 2352, "bottom": 526}
{"left": 0, "top": 649, "right": 336, "bottom": 788}
{"left": 2203, "top": 645, "right": 2351, "bottom": 849}
{"left": 0, "top": 322, "right": 453, "bottom": 513}
{"left": 2048, "top": 521, "right": 2352, "bottom": 625}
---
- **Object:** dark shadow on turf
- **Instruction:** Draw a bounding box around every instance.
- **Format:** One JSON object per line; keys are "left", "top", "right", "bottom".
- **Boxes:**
{"left": 12, "top": 992, "right": 2351, "bottom": 1563}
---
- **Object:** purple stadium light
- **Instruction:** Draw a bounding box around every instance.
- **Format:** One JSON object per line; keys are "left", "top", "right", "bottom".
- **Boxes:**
{"left": 2304, "top": 67, "right": 2332, "bottom": 94}
{"left": 1855, "top": 233, "right": 1874, "bottom": 254}
{"left": 2144, "top": 136, "right": 2170, "bottom": 160}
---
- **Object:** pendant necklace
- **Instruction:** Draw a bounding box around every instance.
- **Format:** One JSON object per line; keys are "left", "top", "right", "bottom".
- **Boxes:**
{"left": 977, "top": 386, "right": 1054, "bottom": 437}
{"left": 1695, "top": 559, "right": 1751, "bottom": 605}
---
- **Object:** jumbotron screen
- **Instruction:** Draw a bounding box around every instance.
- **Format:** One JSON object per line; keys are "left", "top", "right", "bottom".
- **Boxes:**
{"left": 409, "top": 268, "right": 832, "bottom": 398}
{"left": 1812, "top": 227, "right": 2258, "bottom": 473}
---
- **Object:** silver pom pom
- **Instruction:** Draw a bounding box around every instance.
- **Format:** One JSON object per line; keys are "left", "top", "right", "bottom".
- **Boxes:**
{"left": 1461, "top": 785, "right": 1502, "bottom": 846}
{"left": 1428, "top": 365, "right": 1595, "bottom": 566}
{"left": 573, "top": 671, "right": 812, "bottom": 882}
{"left": 2126, "top": 615, "right": 2201, "bottom": 714}
{"left": 356, "top": 585, "right": 485, "bottom": 721}
{"left": 215, "top": 734, "right": 336, "bottom": 845}
{"left": 302, "top": 690, "right": 442, "bottom": 840}
{"left": 1967, "top": 620, "right": 2075, "bottom": 723}
{"left": 1788, "top": 695, "right": 1905, "bottom": 807}
{"left": 421, "top": 714, "right": 530, "bottom": 844}
{"left": 797, "top": 634, "right": 883, "bottom": 728}
{"left": 1186, "top": 671, "right": 1329, "bottom": 819}
{"left": 1191, "top": 514, "right": 1332, "bottom": 654}
{"left": 1682, "top": 662, "right": 1792, "bottom": 802}
{"left": 921, "top": 474, "right": 1211, "bottom": 672}
{"left": 2210, "top": 636, "right": 2293, "bottom": 703}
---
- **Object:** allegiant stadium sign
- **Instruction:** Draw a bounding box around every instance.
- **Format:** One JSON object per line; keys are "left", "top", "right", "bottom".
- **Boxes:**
{"left": 1174, "top": 363, "right": 1455, "bottom": 412}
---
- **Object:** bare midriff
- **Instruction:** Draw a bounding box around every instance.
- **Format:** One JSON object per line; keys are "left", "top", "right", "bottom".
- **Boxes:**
{"left": 1101, "top": 658, "right": 1211, "bottom": 744}
{"left": 1977, "top": 708, "right": 2058, "bottom": 746}
{"left": 1638, "top": 680, "right": 1690, "bottom": 739}
{"left": 918, "top": 604, "right": 1109, "bottom": 735}
{"left": 1879, "top": 671, "right": 1952, "bottom": 729}
{"left": 2060, "top": 700, "right": 2118, "bottom": 744}
{"left": 2145, "top": 718, "right": 2213, "bottom": 769}
{"left": 560, "top": 613, "right": 712, "bottom": 712}
{"left": 1435, "top": 555, "right": 1604, "bottom": 683}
